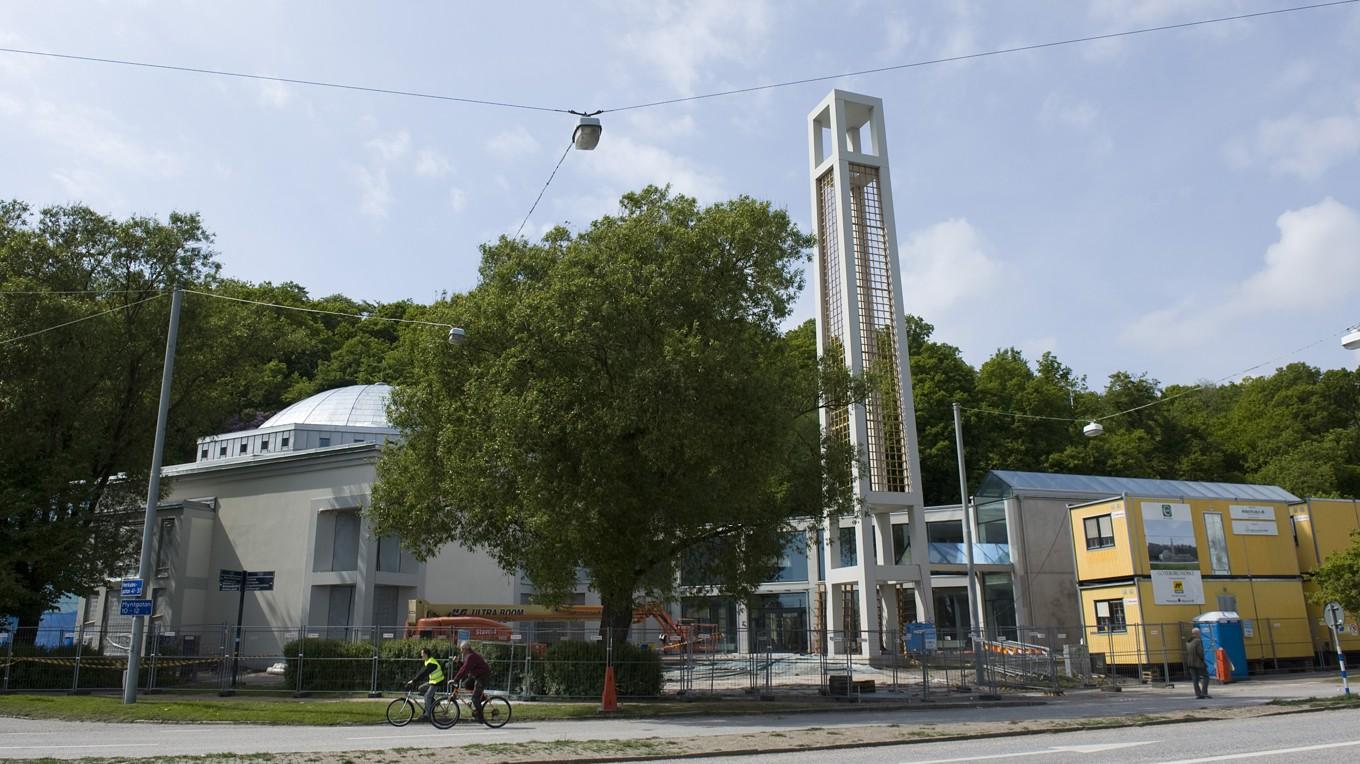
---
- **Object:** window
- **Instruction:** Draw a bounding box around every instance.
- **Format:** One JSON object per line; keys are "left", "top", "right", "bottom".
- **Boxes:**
{"left": 281, "top": 436, "right": 290, "bottom": 448}
{"left": 239, "top": 442, "right": 248, "bottom": 454}
{"left": 260, "top": 439, "right": 269, "bottom": 452}
{"left": 319, "top": 437, "right": 331, "bottom": 448}
{"left": 1084, "top": 514, "right": 1115, "bottom": 550}
{"left": 200, "top": 448, "right": 208, "bottom": 460}
{"left": 837, "top": 526, "right": 857, "bottom": 567}
{"left": 331, "top": 512, "right": 361, "bottom": 571}
{"left": 1095, "top": 599, "right": 1126, "bottom": 633}
{"left": 219, "top": 445, "right": 227, "bottom": 457}
{"left": 155, "top": 518, "right": 177, "bottom": 576}
{"left": 891, "top": 523, "right": 911, "bottom": 564}
{"left": 377, "top": 535, "right": 402, "bottom": 573}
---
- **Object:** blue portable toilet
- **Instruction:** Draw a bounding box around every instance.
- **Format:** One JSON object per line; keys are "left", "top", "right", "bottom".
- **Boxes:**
{"left": 904, "top": 622, "right": 937, "bottom": 654}
{"left": 1193, "top": 611, "right": 1248, "bottom": 681}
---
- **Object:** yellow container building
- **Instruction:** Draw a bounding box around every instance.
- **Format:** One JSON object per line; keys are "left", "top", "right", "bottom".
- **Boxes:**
{"left": 1289, "top": 498, "right": 1360, "bottom": 654}
{"left": 1069, "top": 492, "right": 1312, "bottom": 671}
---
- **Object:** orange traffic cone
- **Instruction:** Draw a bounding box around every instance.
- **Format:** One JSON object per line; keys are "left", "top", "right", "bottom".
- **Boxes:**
{"left": 1215, "top": 647, "right": 1233, "bottom": 684}
{"left": 601, "top": 665, "right": 618, "bottom": 712}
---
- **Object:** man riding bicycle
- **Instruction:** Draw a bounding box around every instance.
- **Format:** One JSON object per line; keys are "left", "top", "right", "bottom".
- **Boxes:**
{"left": 404, "top": 647, "right": 446, "bottom": 720}
{"left": 451, "top": 640, "right": 493, "bottom": 721}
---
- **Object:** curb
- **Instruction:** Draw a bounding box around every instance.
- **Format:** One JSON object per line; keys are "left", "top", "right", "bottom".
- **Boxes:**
{"left": 499, "top": 702, "right": 1354, "bottom": 764}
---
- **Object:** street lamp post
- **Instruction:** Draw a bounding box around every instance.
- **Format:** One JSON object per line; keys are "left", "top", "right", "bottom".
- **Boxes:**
{"left": 122, "top": 287, "right": 183, "bottom": 704}
{"left": 952, "top": 402, "right": 984, "bottom": 688}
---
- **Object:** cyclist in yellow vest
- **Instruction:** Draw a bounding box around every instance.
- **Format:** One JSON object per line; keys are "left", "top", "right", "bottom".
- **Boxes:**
{"left": 404, "top": 647, "right": 446, "bottom": 720}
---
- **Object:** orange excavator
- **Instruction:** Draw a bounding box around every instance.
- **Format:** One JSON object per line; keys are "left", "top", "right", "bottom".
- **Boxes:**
{"left": 407, "top": 600, "right": 721, "bottom": 654}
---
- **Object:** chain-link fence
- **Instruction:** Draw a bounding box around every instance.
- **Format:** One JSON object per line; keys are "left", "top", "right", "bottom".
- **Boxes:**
{"left": 3, "top": 618, "right": 1348, "bottom": 697}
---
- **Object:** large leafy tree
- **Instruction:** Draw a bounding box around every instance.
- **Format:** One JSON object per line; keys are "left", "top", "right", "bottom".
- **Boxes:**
{"left": 370, "top": 187, "right": 858, "bottom": 641}
{"left": 1311, "top": 531, "right": 1360, "bottom": 614}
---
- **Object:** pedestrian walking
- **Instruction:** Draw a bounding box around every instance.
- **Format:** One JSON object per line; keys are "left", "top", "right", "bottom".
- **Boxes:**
{"left": 1185, "top": 627, "right": 1210, "bottom": 699}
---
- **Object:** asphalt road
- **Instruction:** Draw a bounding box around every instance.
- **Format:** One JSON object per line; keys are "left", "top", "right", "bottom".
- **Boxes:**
{"left": 0, "top": 675, "right": 1345, "bottom": 760}
{"left": 692, "top": 708, "right": 1360, "bottom": 763}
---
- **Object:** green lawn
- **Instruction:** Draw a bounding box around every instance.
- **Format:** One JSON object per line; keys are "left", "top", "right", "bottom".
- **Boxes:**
{"left": 0, "top": 694, "right": 834, "bottom": 725}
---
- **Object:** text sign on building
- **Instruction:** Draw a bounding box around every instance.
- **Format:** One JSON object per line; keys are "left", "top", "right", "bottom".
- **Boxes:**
{"left": 120, "top": 579, "right": 144, "bottom": 598}
{"left": 220, "top": 570, "right": 274, "bottom": 592}
{"left": 1229, "top": 505, "right": 1278, "bottom": 536}
{"left": 120, "top": 599, "right": 153, "bottom": 617}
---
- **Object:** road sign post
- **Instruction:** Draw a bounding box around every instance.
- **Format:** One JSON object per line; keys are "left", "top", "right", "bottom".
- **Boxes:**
{"left": 219, "top": 570, "right": 275, "bottom": 692}
{"left": 1323, "top": 601, "right": 1350, "bottom": 698}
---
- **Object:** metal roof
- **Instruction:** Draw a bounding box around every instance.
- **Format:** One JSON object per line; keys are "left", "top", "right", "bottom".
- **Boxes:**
{"left": 260, "top": 384, "right": 394, "bottom": 429}
{"left": 976, "top": 470, "right": 1299, "bottom": 503}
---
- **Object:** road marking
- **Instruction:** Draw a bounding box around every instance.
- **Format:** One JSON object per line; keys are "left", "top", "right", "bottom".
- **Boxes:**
{"left": 1159, "top": 739, "right": 1360, "bottom": 763}
{"left": 0, "top": 739, "right": 161, "bottom": 744}
{"left": 346, "top": 731, "right": 500, "bottom": 741}
{"left": 902, "top": 741, "right": 1153, "bottom": 763}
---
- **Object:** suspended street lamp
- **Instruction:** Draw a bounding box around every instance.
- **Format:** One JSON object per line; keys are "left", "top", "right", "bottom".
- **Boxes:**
{"left": 570, "top": 110, "right": 603, "bottom": 150}
{"left": 1343, "top": 324, "right": 1360, "bottom": 351}
{"left": 1083, "top": 420, "right": 1105, "bottom": 438}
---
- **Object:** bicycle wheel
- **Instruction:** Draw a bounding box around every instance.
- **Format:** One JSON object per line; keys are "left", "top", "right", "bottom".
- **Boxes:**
{"left": 385, "top": 697, "right": 415, "bottom": 727}
{"left": 430, "top": 696, "right": 459, "bottom": 729}
{"left": 479, "top": 696, "right": 512, "bottom": 728}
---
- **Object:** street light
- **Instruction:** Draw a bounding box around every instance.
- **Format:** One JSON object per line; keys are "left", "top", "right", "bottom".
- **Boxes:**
{"left": 571, "top": 111, "right": 603, "bottom": 151}
{"left": 448, "top": 326, "right": 467, "bottom": 345}
{"left": 1083, "top": 420, "right": 1105, "bottom": 438}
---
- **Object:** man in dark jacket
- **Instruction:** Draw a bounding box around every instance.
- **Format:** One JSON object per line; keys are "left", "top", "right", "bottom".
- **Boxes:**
{"left": 1185, "top": 627, "right": 1210, "bottom": 699}
{"left": 452, "top": 640, "right": 493, "bottom": 720}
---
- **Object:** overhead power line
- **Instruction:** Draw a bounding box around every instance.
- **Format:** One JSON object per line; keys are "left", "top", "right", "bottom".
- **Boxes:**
{"left": 0, "top": 2, "right": 1351, "bottom": 118}
{"left": 0, "top": 292, "right": 165, "bottom": 346}
{"left": 181, "top": 289, "right": 456, "bottom": 329}
{"left": 0, "top": 46, "right": 571, "bottom": 114}
{"left": 515, "top": 141, "right": 575, "bottom": 240}
{"left": 603, "top": 0, "right": 1359, "bottom": 112}
{"left": 962, "top": 320, "right": 1358, "bottom": 427}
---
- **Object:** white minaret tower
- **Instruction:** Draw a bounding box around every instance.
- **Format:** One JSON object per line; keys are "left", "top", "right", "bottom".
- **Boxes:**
{"left": 808, "top": 90, "right": 933, "bottom": 657}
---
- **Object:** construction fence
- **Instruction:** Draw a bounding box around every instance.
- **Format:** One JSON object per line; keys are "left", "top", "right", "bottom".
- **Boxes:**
{"left": 1, "top": 619, "right": 1352, "bottom": 698}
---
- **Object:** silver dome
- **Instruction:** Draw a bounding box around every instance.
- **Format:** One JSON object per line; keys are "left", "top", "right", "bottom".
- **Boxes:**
{"left": 260, "top": 384, "right": 393, "bottom": 429}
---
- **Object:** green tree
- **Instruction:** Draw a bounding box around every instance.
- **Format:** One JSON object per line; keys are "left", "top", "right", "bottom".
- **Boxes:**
{"left": 1311, "top": 531, "right": 1360, "bottom": 614}
{"left": 369, "top": 187, "right": 858, "bottom": 641}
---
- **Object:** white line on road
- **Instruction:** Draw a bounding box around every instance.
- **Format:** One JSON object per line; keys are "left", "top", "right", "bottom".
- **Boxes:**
{"left": 346, "top": 731, "right": 501, "bottom": 741}
{"left": 902, "top": 741, "right": 1154, "bottom": 764}
{"left": 1159, "top": 739, "right": 1360, "bottom": 763}
{"left": 0, "top": 743, "right": 160, "bottom": 751}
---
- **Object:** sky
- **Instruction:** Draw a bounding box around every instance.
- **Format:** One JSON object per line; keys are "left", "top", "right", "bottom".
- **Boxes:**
{"left": 3, "top": 0, "right": 1360, "bottom": 388}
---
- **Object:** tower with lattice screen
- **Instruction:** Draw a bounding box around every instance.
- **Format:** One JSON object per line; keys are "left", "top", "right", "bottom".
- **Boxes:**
{"left": 808, "top": 90, "right": 933, "bottom": 656}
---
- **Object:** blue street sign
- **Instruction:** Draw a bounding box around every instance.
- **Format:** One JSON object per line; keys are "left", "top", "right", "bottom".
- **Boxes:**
{"left": 121, "top": 579, "right": 144, "bottom": 598}
{"left": 120, "top": 599, "right": 153, "bottom": 617}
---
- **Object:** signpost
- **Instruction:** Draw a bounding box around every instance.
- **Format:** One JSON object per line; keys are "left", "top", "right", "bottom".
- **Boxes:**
{"left": 121, "top": 579, "right": 144, "bottom": 598}
{"left": 119, "top": 599, "right": 153, "bottom": 617}
{"left": 1323, "top": 601, "right": 1350, "bottom": 697}
{"left": 219, "top": 569, "right": 274, "bottom": 691}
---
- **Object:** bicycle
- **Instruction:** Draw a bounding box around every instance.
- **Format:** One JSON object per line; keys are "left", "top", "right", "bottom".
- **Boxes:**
{"left": 430, "top": 687, "right": 512, "bottom": 729}
{"left": 385, "top": 688, "right": 451, "bottom": 727}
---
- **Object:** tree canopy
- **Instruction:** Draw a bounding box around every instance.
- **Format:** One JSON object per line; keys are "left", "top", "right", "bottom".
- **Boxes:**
{"left": 369, "top": 187, "right": 858, "bottom": 640}
{"left": 1310, "top": 531, "right": 1360, "bottom": 614}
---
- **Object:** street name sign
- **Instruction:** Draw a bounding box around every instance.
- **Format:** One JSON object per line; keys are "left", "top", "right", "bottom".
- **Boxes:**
{"left": 120, "top": 599, "right": 153, "bottom": 617}
{"left": 121, "top": 579, "right": 144, "bottom": 598}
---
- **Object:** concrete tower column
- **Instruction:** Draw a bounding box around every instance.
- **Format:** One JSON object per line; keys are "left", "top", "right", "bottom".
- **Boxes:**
{"left": 808, "top": 91, "right": 934, "bottom": 658}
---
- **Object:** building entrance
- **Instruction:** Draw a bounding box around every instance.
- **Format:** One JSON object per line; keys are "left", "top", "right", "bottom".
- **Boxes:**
{"left": 751, "top": 592, "right": 809, "bottom": 653}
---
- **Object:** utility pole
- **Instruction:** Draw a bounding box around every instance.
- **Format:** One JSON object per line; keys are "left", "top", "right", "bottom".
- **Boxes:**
{"left": 952, "top": 402, "right": 984, "bottom": 688}
{"left": 122, "top": 287, "right": 182, "bottom": 704}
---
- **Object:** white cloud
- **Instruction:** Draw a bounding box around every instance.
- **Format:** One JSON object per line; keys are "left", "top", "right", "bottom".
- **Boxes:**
{"left": 1122, "top": 197, "right": 1360, "bottom": 348}
{"left": 353, "top": 165, "right": 391, "bottom": 219}
{"left": 485, "top": 126, "right": 540, "bottom": 159}
{"left": 257, "top": 80, "right": 291, "bottom": 109}
{"left": 449, "top": 186, "right": 468, "bottom": 213}
{"left": 1038, "top": 92, "right": 1099, "bottom": 130}
{"left": 414, "top": 149, "right": 452, "bottom": 178}
{"left": 879, "top": 17, "right": 914, "bottom": 60}
{"left": 581, "top": 135, "right": 725, "bottom": 203}
{"left": 1084, "top": 0, "right": 1241, "bottom": 60}
{"left": 899, "top": 218, "right": 1005, "bottom": 319}
{"left": 1, "top": 93, "right": 183, "bottom": 177}
{"left": 614, "top": 0, "right": 771, "bottom": 96}
{"left": 366, "top": 130, "right": 411, "bottom": 162}
{"left": 1230, "top": 100, "right": 1360, "bottom": 180}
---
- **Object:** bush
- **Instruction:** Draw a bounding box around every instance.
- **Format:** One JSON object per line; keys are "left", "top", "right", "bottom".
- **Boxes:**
{"left": 539, "top": 640, "right": 662, "bottom": 698}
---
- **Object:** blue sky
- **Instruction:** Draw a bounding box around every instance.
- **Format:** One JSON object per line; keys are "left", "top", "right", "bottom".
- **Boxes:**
{"left": 3, "top": 0, "right": 1359, "bottom": 388}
